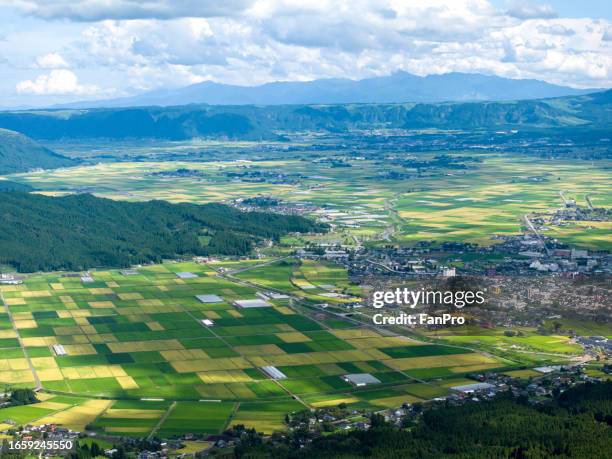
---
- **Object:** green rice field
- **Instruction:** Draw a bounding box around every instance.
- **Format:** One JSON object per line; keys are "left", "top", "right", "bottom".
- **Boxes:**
{"left": 0, "top": 260, "right": 518, "bottom": 436}
{"left": 6, "top": 151, "right": 611, "bottom": 249}
{"left": 0, "top": 147, "right": 608, "bottom": 438}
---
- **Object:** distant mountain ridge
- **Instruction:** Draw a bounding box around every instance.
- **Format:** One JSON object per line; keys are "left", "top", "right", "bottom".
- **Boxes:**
{"left": 57, "top": 72, "right": 602, "bottom": 108}
{"left": 1, "top": 90, "right": 609, "bottom": 141}
{"left": 0, "top": 128, "right": 77, "bottom": 174}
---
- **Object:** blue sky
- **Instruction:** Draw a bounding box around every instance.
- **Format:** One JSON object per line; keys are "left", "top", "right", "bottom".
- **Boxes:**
{"left": 490, "top": 0, "right": 611, "bottom": 20}
{"left": 0, "top": 0, "right": 610, "bottom": 107}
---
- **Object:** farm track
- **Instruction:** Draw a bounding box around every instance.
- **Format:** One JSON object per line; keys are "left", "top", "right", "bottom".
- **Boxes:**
{"left": 215, "top": 256, "right": 563, "bottom": 386}
{"left": 0, "top": 289, "right": 41, "bottom": 391}
{"left": 212, "top": 258, "right": 435, "bottom": 387}
{"left": 1, "top": 257, "right": 567, "bottom": 413}
{"left": 148, "top": 401, "right": 176, "bottom": 440}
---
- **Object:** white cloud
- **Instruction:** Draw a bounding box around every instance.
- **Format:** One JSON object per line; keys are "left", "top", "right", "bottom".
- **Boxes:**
{"left": 7, "top": 0, "right": 254, "bottom": 21}
{"left": 16, "top": 69, "right": 100, "bottom": 95}
{"left": 3, "top": 0, "right": 611, "bottom": 102}
{"left": 537, "top": 24, "right": 575, "bottom": 36}
{"left": 506, "top": 1, "right": 557, "bottom": 20}
{"left": 35, "top": 52, "right": 69, "bottom": 68}
{"left": 60, "top": 1, "right": 609, "bottom": 90}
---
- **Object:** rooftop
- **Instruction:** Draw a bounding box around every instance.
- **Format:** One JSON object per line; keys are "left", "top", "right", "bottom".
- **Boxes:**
{"left": 261, "top": 366, "right": 287, "bottom": 380}
{"left": 234, "top": 299, "right": 272, "bottom": 308}
{"left": 343, "top": 373, "right": 381, "bottom": 386}
{"left": 451, "top": 382, "right": 495, "bottom": 393}
{"left": 196, "top": 294, "right": 224, "bottom": 303}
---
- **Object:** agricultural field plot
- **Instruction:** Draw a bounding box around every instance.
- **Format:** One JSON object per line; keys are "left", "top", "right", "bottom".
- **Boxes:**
{"left": 7, "top": 152, "right": 611, "bottom": 249}
{"left": 542, "top": 319, "right": 612, "bottom": 338}
{"left": 503, "top": 369, "right": 541, "bottom": 379}
{"left": 395, "top": 155, "right": 612, "bottom": 248}
{"left": 91, "top": 399, "right": 171, "bottom": 437}
{"left": 0, "top": 262, "right": 511, "bottom": 416}
{"left": 301, "top": 382, "right": 449, "bottom": 410}
{"left": 156, "top": 402, "right": 236, "bottom": 437}
{"left": 231, "top": 401, "right": 304, "bottom": 434}
{"left": 235, "top": 259, "right": 362, "bottom": 304}
{"left": 0, "top": 310, "right": 32, "bottom": 387}
{"left": 7, "top": 159, "right": 393, "bottom": 239}
{"left": 0, "top": 394, "right": 104, "bottom": 431}
{"left": 33, "top": 399, "right": 112, "bottom": 432}
{"left": 426, "top": 327, "right": 583, "bottom": 356}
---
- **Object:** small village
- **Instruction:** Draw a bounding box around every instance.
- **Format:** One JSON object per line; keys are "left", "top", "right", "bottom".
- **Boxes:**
{"left": 2, "top": 364, "right": 609, "bottom": 459}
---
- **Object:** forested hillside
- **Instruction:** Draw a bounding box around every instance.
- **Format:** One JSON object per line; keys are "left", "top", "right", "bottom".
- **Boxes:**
{"left": 0, "top": 192, "right": 326, "bottom": 272}
{"left": 230, "top": 382, "right": 612, "bottom": 458}
{"left": 0, "top": 180, "right": 33, "bottom": 191}
{"left": 0, "top": 128, "right": 77, "bottom": 173}
{"left": 0, "top": 90, "right": 608, "bottom": 141}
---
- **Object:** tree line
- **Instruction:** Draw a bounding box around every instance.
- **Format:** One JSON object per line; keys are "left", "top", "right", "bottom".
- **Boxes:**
{"left": 226, "top": 381, "right": 612, "bottom": 458}
{"left": 0, "top": 192, "right": 327, "bottom": 272}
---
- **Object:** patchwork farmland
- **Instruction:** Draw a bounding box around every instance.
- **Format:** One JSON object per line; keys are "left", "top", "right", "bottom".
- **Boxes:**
{"left": 10, "top": 152, "right": 612, "bottom": 249}
{"left": 0, "top": 261, "right": 512, "bottom": 437}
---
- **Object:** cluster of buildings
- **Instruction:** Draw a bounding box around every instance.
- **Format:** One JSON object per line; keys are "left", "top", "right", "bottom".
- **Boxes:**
{"left": 0, "top": 423, "right": 79, "bottom": 452}
{"left": 576, "top": 336, "right": 612, "bottom": 354}
{"left": 225, "top": 169, "right": 303, "bottom": 185}
{"left": 277, "top": 365, "right": 608, "bottom": 437}
{"left": 482, "top": 274, "right": 611, "bottom": 326}
{"left": 230, "top": 196, "right": 319, "bottom": 216}
{"left": 0, "top": 273, "right": 23, "bottom": 285}
{"left": 381, "top": 365, "right": 608, "bottom": 427}
{"left": 296, "top": 244, "right": 459, "bottom": 278}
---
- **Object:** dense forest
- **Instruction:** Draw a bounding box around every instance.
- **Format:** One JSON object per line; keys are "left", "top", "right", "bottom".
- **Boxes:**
{"left": 0, "top": 192, "right": 326, "bottom": 272}
{"left": 228, "top": 382, "right": 612, "bottom": 458}
{"left": 0, "top": 180, "right": 33, "bottom": 192}
{"left": 0, "top": 90, "right": 608, "bottom": 141}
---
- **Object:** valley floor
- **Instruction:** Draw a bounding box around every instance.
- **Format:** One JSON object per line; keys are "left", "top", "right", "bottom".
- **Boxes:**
{"left": 0, "top": 258, "right": 581, "bottom": 438}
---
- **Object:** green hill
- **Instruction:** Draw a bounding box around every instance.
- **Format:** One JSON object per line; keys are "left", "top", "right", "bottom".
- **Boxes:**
{"left": 0, "top": 128, "right": 77, "bottom": 174}
{"left": 0, "top": 179, "right": 33, "bottom": 191}
{"left": 0, "top": 191, "right": 327, "bottom": 272}
{"left": 0, "top": 90, "right": 609, "bottom": 141}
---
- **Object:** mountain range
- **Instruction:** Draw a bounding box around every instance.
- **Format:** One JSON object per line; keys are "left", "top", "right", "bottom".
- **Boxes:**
{"left": 57, "top": 72, "right": 602, "bottom": 108}
{"left": 2, "top": 90, "right": 609, "bottom": 142}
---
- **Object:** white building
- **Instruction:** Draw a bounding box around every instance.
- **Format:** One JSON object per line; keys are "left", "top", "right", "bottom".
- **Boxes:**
{"left": 450, "top": 382, "right": 494, "bottom": 393}
{"left": 52, "top": 344, "right": 67, "bottom": 356}
{"left": 196, "top": 294, "right": 224, "bottom": 303}
{"left": 343, "top": 373, "right": 381, "bottom": 387}
{"left": 261, "top": 366, "right": 287, "bottom": 380}
{"left": 234, "top": 299, "right": 271, "bottom": 308}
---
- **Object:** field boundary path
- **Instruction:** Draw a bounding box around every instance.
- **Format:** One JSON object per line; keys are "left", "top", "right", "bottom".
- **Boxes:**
{"left": 222, "top": 402, "right": 241, "bottom": 431}
{"left": 224, "top": 256, "right": 292, "bottom": 275}
{"left": 210, "top": 256, "right": 537, "bottom": 387}
{"left": 211, "top": 259, "right": 436, "bottom": 387}
{"left": 148, "top": 400, "right": 176, "bottom": 440}
{"left": 0, "top": 289, "right": 42, "bottom": 391}
{"left": 179, "top": 289, "right": 311, "bottom": 409}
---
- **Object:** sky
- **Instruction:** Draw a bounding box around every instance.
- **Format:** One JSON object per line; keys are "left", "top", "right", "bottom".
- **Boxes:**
{"left": 0, "top": 0, "right": 610, "bottom": 107}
